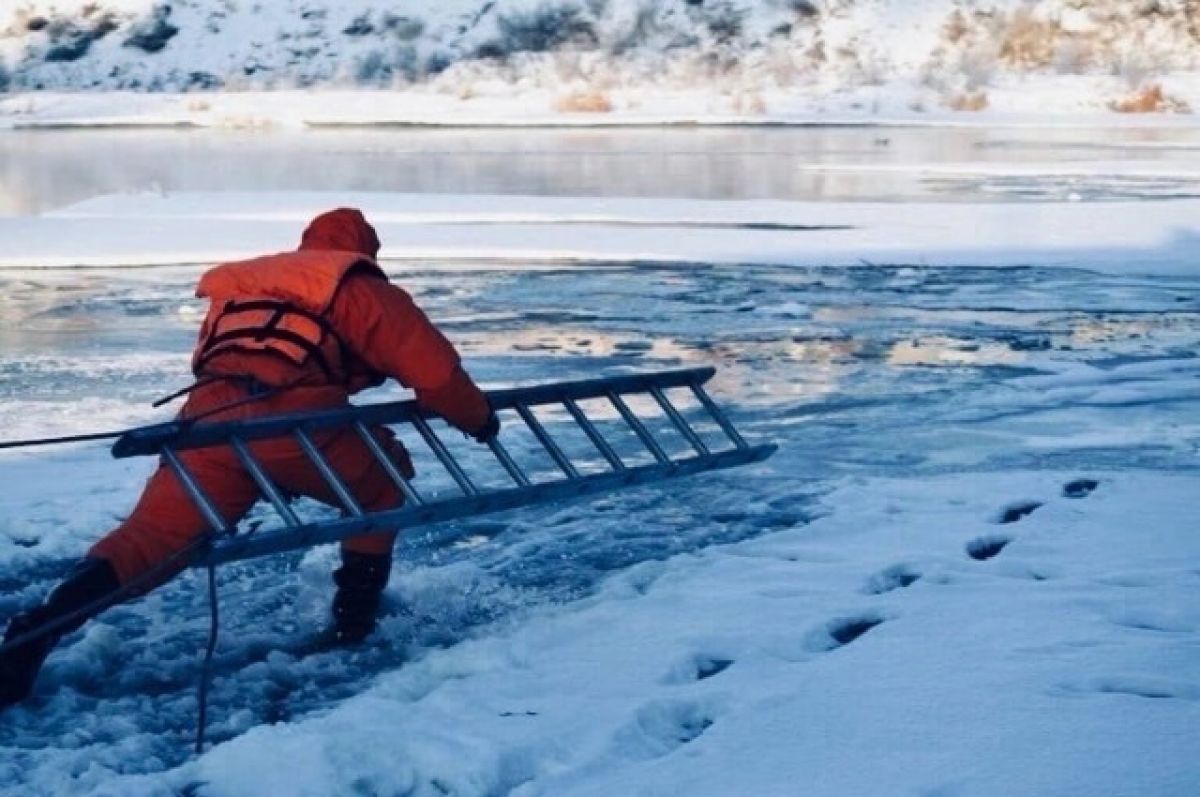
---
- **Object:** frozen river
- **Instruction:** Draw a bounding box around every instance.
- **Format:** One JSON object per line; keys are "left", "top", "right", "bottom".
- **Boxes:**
{"left": 0, "top": 127, "right": 1197, "bottom": 795}
{"left": 4, "top": 124, "right": 1200, "bottom": 216}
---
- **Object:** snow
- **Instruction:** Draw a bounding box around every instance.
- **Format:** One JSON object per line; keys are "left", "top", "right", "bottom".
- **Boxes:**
{"left": 1, "top": 182, "right": 1198, "bottom": 793}
{"left": 173, "top": 470, "right": 1199, "bottom": 797}
{"left": 2, "top": 1, "right": 1200, "bottom": 127}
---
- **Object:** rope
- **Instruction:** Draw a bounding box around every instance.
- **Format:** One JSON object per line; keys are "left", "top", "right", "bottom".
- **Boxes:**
{"left": 195, "top": 563, "right": 220, "bottom": 755}
{"left": 0, "top": 533, "right": 225, "bottom": 759}
{"left": 0, "top": 429, "right": 128, "bottom": 451}
{"left": 0, "top": 376, "right": 296, "bottom": 453}
{"left": 0, "top": 534, "right": 216, "bottom": 658}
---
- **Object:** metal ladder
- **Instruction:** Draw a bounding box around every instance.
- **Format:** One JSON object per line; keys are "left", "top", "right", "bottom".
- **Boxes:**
{"left": 113, "top": 367, "right": 776, "bottom": 567}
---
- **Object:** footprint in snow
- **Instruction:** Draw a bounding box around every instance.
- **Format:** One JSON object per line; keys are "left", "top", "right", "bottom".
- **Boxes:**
{"left": 966, "top": 535, "right": 1011, "bottom": 561}
{"left": 1062, "top": 478, "right": 1099, "bottom": 499}
{"left": 828, "top": 615, "right": 885, "bottom": 647}
{"left": 661, "top": 652, "right": 734, "bottom": 685}
{"left": 805, "top": 614, "right": 886, "bottom": 653}
{"left": 862, "top": 564, "right": 922, "bottom": 595}
{"left": 616, "top": 699, "right": 717, "bottom": 758}
{"left": 995, "top": 500, "right": 1042, "bottom": 524}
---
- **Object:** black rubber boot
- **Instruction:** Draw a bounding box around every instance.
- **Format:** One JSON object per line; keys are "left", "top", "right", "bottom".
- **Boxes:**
{"left": 331, "top": 551, "right": 391, "bottom": 646}
{"left": 0, "top": 558, "right": 120, "bottom": 710}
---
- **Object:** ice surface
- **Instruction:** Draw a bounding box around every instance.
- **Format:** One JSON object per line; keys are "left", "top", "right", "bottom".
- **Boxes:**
{"left": 3, "top": 192, "right": 1200, "bottom": 276}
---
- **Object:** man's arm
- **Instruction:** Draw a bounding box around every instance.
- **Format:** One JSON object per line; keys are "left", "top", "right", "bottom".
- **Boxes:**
{"left": 329, "top": 273, "right": 494, "bottom": 436}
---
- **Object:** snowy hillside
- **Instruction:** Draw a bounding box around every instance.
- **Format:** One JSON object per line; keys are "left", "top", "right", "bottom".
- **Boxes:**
{"left": 2, "top": 0, "right": 1200, "bottom": 123}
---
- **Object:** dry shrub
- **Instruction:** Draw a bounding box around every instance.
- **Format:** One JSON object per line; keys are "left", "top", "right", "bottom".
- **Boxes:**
{"left": 731, "top": 91, "right": 767, "bottom": 115}
{"left": 1109, "top": 83, "right": 1192, "bottom": 113}
{"left": 946, "top": 90, "right": 989, "bottom": 111}
{"left": 998, "top": 8, "right": 1063, "bottom": 69}
{"left": 943, "top": 10, "right": 970, "bottom": 45}
{"left": 553, "top": 89, "right": 613, "bottom": 113}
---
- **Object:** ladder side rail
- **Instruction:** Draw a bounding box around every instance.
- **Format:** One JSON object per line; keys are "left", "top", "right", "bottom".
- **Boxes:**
{"left": 161, "top": 447, "right": 233, "bottom": 536}
{"left": 606, "top": 391, "right": 670, "bottom": 464}
{"left": 648, "top": 386, "right": 710, "bottom": 457}
{"left": 229, "top": 437, "right": 301, "bottom": 528}
{"left": 688, "top": 383, "right": 749, "bottom": 450}
{"left": 198, "top": 443, "right": 778, "bottom": 567}
{"left": 352, "top": 422, "right": 426, "bottom": 507}
{"left": 410, "top": 416, "right": 479, "bottom": 496}
{"left": 484, "top": 366, "right": 716, "bottom": 410}
{"left": 293, "top": 427, "right": 365, "bottom": 517}
{"left": 487, "top": 437, "right": 532, "bottom": 487}
{"left": 113, "top": 368, "right": 720, "bottom": 458}
{"left": 563, "top": 398, "right": 625, "bottom": 471}
{"left": 514, "top": 403, "right": 579, "bottom": 479}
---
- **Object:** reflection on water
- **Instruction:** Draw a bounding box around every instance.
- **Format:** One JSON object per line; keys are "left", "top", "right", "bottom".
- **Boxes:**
{"left": 3, "top": 125, "right": 1200, "bottom": 215}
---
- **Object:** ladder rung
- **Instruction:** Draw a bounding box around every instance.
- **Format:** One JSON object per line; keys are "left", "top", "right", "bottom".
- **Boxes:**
{"left": 564, "top": 398, "right": 625, "bottom": 471}
{"left": 607, "top": 391, "right": 670, "bottom": 464}
{"left": 649, "top": 387, "right": 710, "bottom": 457}
{"left": 353, "top": 422, "right": 425, "bottom": 507}
{"left": 294, "top": 428, "right": 365, "bottom": 517}
{"left": 689, "top": 383, "right": 748, "bottom": 449}
{"left": 162, "top": 447, "right": 231, "bottom": 535}
{"left": 230, "top": 436, "right": 300, "bottom": 528}
{"left": 487, "top": 437, "right": 531, "bottom": 487}
{"left": 514, "top": 404, "right": 579, "bottom": 479}
{"left": 411, "top": 416, "right": 478, "bottom": 496}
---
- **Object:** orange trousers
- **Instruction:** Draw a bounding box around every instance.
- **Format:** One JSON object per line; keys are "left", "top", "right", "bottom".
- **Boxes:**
{"left": 89, "top": 381, "right": 412, "bottom": 587}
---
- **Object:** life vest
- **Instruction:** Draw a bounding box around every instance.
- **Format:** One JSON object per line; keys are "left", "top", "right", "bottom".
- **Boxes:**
{"left": 192, "top": 249, "right": 387, "bottom": 388}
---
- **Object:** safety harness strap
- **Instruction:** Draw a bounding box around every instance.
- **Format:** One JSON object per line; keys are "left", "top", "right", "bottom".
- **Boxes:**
{"left": 194, "top": 298, "right": 350, "bottom": 384}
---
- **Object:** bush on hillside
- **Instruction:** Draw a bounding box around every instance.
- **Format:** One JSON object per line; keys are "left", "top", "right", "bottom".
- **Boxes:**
{"left": 124, "top": 6, "right": 180, "bottom": 54}
{"left": 41, "top": 14, "right": 118, "bottom": 63}
{"left": 484, "top": 3, "right": 597, "bottom": 57}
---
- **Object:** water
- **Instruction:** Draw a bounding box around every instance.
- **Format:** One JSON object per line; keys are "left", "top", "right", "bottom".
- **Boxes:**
{"left": 3, "top": 125, "right": 1200, "bottom": 215}
{"left": 0, "top": 127, "right": 1197, "bottom": 780}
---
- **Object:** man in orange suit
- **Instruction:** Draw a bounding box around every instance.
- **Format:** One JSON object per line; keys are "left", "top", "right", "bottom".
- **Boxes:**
{"left": 0, "top": 208, "right": 498, "bottom": 708}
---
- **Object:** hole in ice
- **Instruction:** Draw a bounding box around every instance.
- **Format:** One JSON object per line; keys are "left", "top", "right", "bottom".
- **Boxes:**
{"left": 966, "top": 535, "right": 1011, "bottom": 561}
{"left": 996, "top": 501, "right": 1042, "bottom": 524}
{"left": 1063, "top": 479, "right": 1099, "bottom": 499}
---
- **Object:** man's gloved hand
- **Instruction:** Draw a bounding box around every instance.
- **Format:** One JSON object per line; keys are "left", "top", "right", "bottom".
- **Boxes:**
{"left": 471, "top": 409, "right": 501, "bottom": 444}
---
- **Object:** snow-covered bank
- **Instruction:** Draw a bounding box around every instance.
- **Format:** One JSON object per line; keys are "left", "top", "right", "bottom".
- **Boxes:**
{"left": 167, "top": 470, "right": 1200, "bottom": 797}
{"left": 2, "top": 191, "right": 1199, "bottom": 276}
{"left": 8, "top": 467, "right": 1200, "bottom": 796}
{"left": 5, "top": 85, "right": 1200, "bottom": 131}
{"left": 2, "top": 1, "right": 1200, "bottom": 128}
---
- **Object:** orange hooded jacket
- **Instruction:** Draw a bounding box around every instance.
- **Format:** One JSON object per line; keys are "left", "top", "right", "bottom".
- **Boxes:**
{"left": 88, "top": 208, "right": 489, "bottom": 583}
{"left": 190, "top": 207, "right": 490, "bottom": 433}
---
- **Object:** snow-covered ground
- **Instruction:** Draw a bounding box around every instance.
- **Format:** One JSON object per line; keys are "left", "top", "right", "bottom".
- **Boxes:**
{"left": 1, "top": 179, "right": 1198, "bottom": 794}
{"left": 2, "top": 1, "right": 1200, "bottom": 127}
